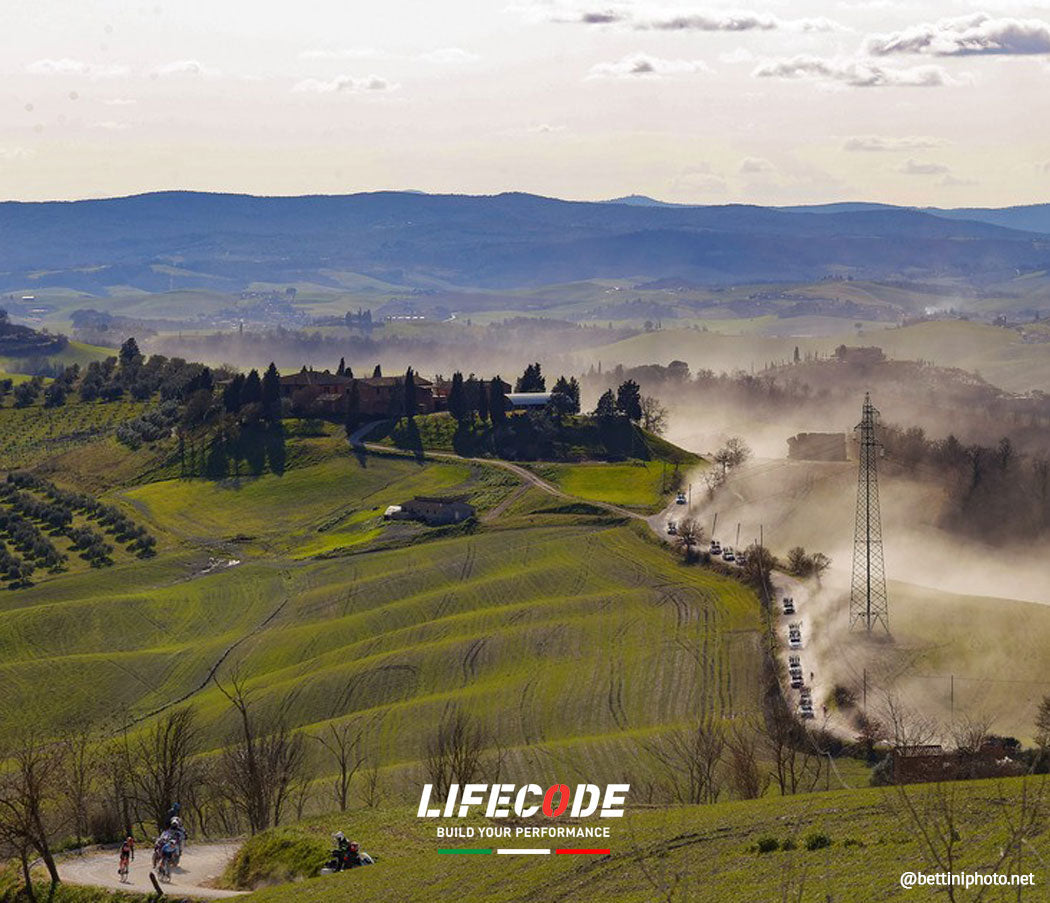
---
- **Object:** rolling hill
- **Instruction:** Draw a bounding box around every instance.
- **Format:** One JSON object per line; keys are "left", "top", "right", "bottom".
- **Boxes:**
{"left": 0, "top": 423, "right": 763, "bottom": 803}
{"left": 1, "top": 191, "right": 1048, "bottom": 295}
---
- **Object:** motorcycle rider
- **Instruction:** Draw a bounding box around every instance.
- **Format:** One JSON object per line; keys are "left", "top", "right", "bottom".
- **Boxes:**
{"left": 346, "top": 840, "right": 374, "bottom": 868}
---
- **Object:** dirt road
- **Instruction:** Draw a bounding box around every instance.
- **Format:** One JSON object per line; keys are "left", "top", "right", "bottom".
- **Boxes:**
{"left": 61, "top": 842, "right": 245, "bottom": 899}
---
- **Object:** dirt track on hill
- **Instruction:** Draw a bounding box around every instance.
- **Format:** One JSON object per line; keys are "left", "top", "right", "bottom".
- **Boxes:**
{"left": 61, "top": 842, "right": 245, "bottom": 899}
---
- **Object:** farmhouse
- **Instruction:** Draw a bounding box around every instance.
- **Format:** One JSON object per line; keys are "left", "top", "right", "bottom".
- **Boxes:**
{"left": 385, "top": 495, "right": 476, "bottom": 526}
{"left": 505, "top": 392, "right": 552, "bottom": 410}
{"left": 787, "top": 432, "right": 848, "bottom": 462}
{"left": 278, "top": 369, "right": 439, "bottom": 416}
{"left": 891, "top": 740, "right": 1023, "bottom": 784}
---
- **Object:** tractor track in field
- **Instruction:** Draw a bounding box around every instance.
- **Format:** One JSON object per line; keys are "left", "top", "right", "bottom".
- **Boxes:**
{"left": 122, "top": 595, "right": 290, "bottom": 730}
{"left": 461, "top": 636, "right": 488, "bottom": 684}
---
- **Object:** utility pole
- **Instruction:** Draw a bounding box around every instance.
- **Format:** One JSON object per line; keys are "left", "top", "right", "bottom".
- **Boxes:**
{"left": 862, "top": 668, "right": 867, "bottom": 710}
{"left": 849, "top": 392, "right": 890, "bottom": 634}
{"left": 711, "top": 512, "right": 718, "bottom": 542}
{"left": 736, "top": 523, "right": 741, "bottom": 548}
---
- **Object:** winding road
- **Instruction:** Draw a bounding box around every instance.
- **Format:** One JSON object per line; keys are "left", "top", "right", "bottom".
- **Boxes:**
{"left": 61, "top": 842, "right": 245, "bottom": 899}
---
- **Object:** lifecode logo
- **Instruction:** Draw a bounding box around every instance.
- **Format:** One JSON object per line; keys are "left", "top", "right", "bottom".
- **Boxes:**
{"left": 417, "top": 783, "right": 630, "bottom": 819}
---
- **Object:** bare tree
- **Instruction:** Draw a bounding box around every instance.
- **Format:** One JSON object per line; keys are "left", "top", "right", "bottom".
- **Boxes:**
{"left": 713, "top": 437, "right": 752, "bottom": 474}
{"left": 763, "top": 701, "right": 822, "bottom": 796}
{"left": 809, "top": 552, "right": 831, "bottom": 584}
{"left": 951, "top": 713, "right": 995, "bottom": 781}
{"left": 360, "top": 760, "right": 383, "bottom": 808}
{"left": 125, "top": 706, "right": 201, "bottom": 833}
{"left": 703, "top": 468, "right": 727, "bottom": 500}
{"left": 214, "top": 674, "right": 307, "bottom": 834}
{"left": 424, "top": 708, "right": 496, "bottom": 800}
{"left": 1035, "top": 695, "right": 1050, "bottom": 769}
{"left": 882, "top": 692, "right": 941, "bottom": 751}
{"left": 60, "top": 724, "right": 96, "bottom": 850}
{"left": 726, "top": 721, "right": 768, "bottom": 800}
{"left": 640, "top": 395, "right": 669, "bottom": 436}
{"left": 0, "top": 732, "right": 65, "bottom": 897}
{"left": 741, "top": 542, "right": 777, "bottom": 601}
{"left": 646, "top": 718, "right": 725, "bottom": 804}
{"left": 315, "top": 723, "right": 365, "bottom": 812}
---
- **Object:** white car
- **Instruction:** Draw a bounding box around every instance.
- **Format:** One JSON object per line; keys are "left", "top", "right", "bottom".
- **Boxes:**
{"left": 666, "top": 520, "right": 677, "bottom": 535}
{"left": 675, "top": 492, "right": 687, "bottom": 505}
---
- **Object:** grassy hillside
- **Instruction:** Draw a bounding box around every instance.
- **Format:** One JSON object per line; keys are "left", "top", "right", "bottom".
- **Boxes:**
{"left": 0, "top": 442, "right": 763, "bottom": 799}
{"left": 0, "top": 339, "right": 110, "bottom": 375}
{"left": 230, "top": 776, "right": 1050, "bottom": 902}
{"left": 527, "top": 461, "right": 687, "bottom": 512}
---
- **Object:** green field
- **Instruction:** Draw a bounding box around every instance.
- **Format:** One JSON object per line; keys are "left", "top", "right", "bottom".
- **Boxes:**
{"left": 227, "top": 776, "right": 1050, "bottom": 902}
{"left": 0, "top": 438, "right": 763, "bottom": 801}
{"left": 529, "top": 460, "right": 687, "bottom": 512}
{"left": 0, "top": 339, "right": 110, "bottom": 375}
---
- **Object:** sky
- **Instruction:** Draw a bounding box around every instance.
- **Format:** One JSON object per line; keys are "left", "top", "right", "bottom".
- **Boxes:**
{"left": 1, "top": 0, "right": 1049, "bottom": 205}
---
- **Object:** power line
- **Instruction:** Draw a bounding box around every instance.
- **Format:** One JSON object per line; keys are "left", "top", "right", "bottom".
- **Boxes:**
{"left": 850, "top": 392, "right": 890, "bottom": 634}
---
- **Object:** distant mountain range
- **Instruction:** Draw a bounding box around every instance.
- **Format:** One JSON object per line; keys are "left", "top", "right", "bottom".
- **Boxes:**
{"left": 612, "top": 194, "right": 1050, "bottom": 235}
{"left": 1, "top": 190, "right": 1048, "bottom": 294}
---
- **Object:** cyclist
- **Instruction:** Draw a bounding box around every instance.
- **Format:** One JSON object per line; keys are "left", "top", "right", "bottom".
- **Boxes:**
{"left": 118, "top": 835, "right": 135, "bottom": 881}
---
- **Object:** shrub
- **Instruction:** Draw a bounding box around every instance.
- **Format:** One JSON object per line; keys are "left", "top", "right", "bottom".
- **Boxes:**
{"left": 805, "top": 832, "right": 832, "bottom": 851}
{"left": 756, "top": 836, "right": 779, "bottom": 853}
{"left": 781, "top": 837, "right": 797, "bottom": 851}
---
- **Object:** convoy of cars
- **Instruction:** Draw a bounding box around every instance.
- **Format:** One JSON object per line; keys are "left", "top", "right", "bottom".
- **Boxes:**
{"left": 663, "top": 497, "right": 817, "bottom": 721}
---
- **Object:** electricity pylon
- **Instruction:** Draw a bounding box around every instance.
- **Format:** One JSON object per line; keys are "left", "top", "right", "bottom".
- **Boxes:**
{"left": 850, "top": 392, "right": 889, "bottom": 634}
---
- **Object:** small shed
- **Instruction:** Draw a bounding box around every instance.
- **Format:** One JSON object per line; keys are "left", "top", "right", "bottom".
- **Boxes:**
{"left": 505, "top": 392, "right": 552, "bottom": 409}
{"left": 390, "top": 495, "right": 475, "bottom": 526}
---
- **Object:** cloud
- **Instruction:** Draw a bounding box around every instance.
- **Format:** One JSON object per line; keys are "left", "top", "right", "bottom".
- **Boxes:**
{"left": 752, "top": 55, "right": 960, "bottom": 87}
{"left": 0, "top": 146, "right": 34, "bottom": 161}
{"left": 719, "top": 47, "right": 755, "bottom": 64}
{"left": 90, "top": 120, "right": 131, "bottom": 131}
{"left": 151, "top": 60, "right": 221, "bottom": 78}
{"left": 103, "top": 97, "right": 137, "bottom": 106}
{"left": 938, "top": 173, "right": 977, "bottom": 186}
{"left": 299, "top": 46, "right": 479, "bottom": 63}
{"left": 525, "top": 123, "right": 566, "bottom": 133}
{"left": 866, "top": 13, "right": 1050, "bottom": 56}
{"left": 419, "top": 47, "right": 481, "bottom": 63}
{"left": 843, "top": 135, "right": 948, "bottom": 151}
{"left": 898, "top": 158, "right": 950, "bottom": 174}
{"left": 553, "top": 6, "right": 845, "bottom": 32}
{"left": 588, "top": 52, "right": 711, "bottom": 78}
{"left": 26, "top": 58, "right": 130, "bottom": 78}
{"left": 739, "top": 156, "right": 775, "bottom": 173}
{"left": 300, "top": 47, "right": 389, "bottom": 60}
{"left": 672, "top": 165, "right": 727, "bottom": 194}
{"left": 292, "top": 74, "right": 397, "bottom": 94}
